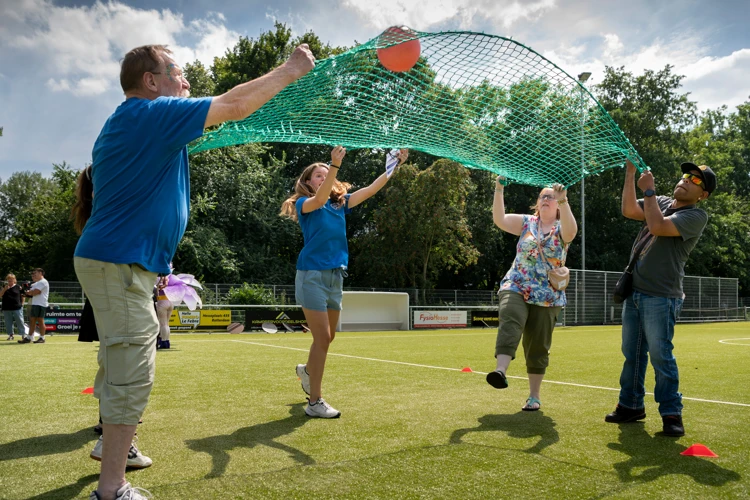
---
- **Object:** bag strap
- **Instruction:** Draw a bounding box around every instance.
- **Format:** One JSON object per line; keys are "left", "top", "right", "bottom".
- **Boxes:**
{"left": 625, "top": 202, "right": 696, "bottom": 273}
{"left": 624, "top": 227, "right": 653, "bottom": 273}
{"left": 535, "top": 218, "right": 564, "bottom": 270}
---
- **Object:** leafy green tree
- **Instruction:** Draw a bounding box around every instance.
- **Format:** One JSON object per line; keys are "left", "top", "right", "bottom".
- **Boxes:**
{"left": 0, "top": 163, "right": 79, "bottom": 280}
{"left": 567, "top": 65, "right": 701, "bottom": 272}
{"left": 184, "top": 60, "right": 216, "bottom": 98}
{"left": 180, "top": 143, "right": 303, "bottom": 283}
{"left": 353, "top": 159, "right": 479, "bottom": 287}
{"left": 0, "top": 171, "right": 55, "bottom": 239}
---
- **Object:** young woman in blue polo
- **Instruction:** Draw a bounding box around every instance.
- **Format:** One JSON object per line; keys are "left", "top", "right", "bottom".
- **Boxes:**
{"left": 281, "top": 146, "right": 408, "bottom": 418}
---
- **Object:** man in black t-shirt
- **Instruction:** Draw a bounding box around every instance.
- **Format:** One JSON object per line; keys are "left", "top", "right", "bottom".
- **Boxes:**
{"left": 1, "top": 273, "right": 26, "bottom": 341}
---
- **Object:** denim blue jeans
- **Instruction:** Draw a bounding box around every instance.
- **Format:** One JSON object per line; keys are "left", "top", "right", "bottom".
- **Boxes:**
{"left": 618, "top": 290, "right": 683, "bottom": 416}
{"left": 4, "top": 309, "right": 25, "bottom": 336}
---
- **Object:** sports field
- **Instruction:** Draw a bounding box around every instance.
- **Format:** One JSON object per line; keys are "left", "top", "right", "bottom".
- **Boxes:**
{"left": 2, "top": 323, "right": 749, "bottom": 499}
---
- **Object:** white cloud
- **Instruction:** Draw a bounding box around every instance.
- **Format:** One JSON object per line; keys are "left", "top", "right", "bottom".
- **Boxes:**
{"left": 602, "top": 33, "right": 623, "bottom": 58}
{"left": 539, "top": 30, "right": 749, "bottom": 111}
{"left": 3, "top": 1, "right": 239, "bottom": 96}
{"left": 340, "top": 0, "right": 556, "bottom": 30}
{"left": 46, "top": 78, "right": 71, "bottom": 92}
{"left": 182, "top": 15, "right": 241, "bottom": 67}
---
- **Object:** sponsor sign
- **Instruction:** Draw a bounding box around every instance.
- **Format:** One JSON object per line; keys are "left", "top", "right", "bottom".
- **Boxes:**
{"left": 245, "top": 309, "right": 308, "bottom": 330}
{"left": 44, "top": 309, "right": 83, "bottom": 332}
{"left": 168, "top": 310, "right": 232, "bottom": 331}
{"left": 470, "top": 310, "right": 499, "bottom": 327}
{"left": 35, "top": 308, "right": 233, "bottom": 333}
{"left": 413, "top": 310, "right": 467, "bottom": 328}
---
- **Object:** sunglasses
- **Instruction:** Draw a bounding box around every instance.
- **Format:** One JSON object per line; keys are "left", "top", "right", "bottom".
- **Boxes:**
{"left": 682, "top": 173, "right": 705, "bottom": 189}
{"left": 539, "top": 194, "right": 557, "bottom": 201}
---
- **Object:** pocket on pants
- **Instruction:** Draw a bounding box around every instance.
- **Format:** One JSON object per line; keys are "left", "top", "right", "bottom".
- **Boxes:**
{"left": 77, "top": 268, "right": 111, "bottom": 312}
{"left": 104, "top": 335, "right": 152, "bottom": 386}
{"left": 120, "top": 265, "right": 140, "bottom": 293}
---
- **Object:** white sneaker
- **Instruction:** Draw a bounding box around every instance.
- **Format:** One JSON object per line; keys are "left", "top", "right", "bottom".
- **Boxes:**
{"left": 296, "top": 364, "right": 311, "bottom": 395}
{"left": 305, "top": 397, "right": 341, "bottom": 418}
{"left": 90, "top": 436, "right": 153, "bottom": 468}
{"left": 89, "top": 482, "right": 152, "bottom": 500}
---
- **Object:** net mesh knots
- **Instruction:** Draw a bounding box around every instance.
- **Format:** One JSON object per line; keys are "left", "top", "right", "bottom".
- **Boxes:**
{"left": 189, "top": 27, "right": 647, "bottom": 187}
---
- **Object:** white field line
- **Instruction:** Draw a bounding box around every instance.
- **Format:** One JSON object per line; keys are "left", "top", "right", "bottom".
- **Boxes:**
{"left": 718, "top": 338, "right": 750, "bottom": 346}
{"left": 227, "top": 339, "right": 750, "bottom": 408}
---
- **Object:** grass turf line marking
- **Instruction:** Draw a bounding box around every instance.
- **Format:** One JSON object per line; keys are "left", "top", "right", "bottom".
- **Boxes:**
{"left": 228, "top": 339, "right": 750, "bottom": 408}
{"left": 718, "top": 338, "right": 750, "bottom": 346}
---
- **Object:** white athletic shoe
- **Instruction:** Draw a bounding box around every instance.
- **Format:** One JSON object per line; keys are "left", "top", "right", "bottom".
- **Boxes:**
{"left": 296, "top": 364, "right": 311, "bottom": 395}
{"left": 90, "top": 436, "right": 153, "bottom": 469}
{"left": 305, "top": 397, "right": 341, "bottom": 418}
{"left": 89, "top": 482, "right": 152, "bottom": 500}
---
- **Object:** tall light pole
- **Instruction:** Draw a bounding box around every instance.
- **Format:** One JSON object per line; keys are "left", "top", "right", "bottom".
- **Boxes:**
{"left": 577, "top": 72, "right": 590, "bottom": 323}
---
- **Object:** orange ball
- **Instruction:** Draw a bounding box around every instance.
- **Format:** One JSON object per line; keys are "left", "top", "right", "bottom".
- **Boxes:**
{"left": 377, "top": 26, "right": 421, "bottom": 73}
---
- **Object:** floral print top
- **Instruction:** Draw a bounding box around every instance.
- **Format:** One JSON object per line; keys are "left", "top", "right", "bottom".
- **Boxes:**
{"left": 499, "top": 215, "right": 568, "bottom": 307}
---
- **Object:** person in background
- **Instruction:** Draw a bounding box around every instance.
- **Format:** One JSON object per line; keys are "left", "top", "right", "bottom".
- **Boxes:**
{"left": 19, "top": 269, "right": 49, "bottom": 344}
{"left": 154, "top": 275, "right": 173, "bottom": 349}
{"left": 1, "top": 273, "right": 25, "bottom": 341}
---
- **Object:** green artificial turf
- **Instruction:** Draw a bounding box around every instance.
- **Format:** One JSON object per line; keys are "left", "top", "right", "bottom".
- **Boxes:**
{"left": 1, "top": 323, "right": 748, "bottom": 499}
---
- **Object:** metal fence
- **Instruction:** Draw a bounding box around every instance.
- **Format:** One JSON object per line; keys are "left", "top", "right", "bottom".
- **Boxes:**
{"left": 38, "top": 270, "right": 742, "bottom": 327}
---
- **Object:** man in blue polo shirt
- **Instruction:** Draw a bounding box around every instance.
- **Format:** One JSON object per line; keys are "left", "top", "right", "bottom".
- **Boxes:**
{"left": 74, "top": 44, "right": 314, "bottom": 500}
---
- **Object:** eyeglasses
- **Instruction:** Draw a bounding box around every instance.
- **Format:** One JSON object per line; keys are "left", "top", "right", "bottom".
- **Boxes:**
{"left": 682, "top": 173, "right": 705, "bottom": 189}
{"left": 539, "top": 194, "right": 557, "bottom": 201}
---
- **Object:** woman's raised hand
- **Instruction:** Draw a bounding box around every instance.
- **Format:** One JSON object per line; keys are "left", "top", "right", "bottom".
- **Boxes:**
{"left": 331, "top": 145, "right": 346, "bottom": 167}
{"left": 551, "top": 183, "right": 567, "bottom": 201}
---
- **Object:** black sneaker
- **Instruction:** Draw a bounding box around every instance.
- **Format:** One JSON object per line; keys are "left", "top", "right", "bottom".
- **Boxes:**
{"left": 605, "top": 404, "right": 646, "bottom": 423}
{"left": 18, "top": 337, "right": 31, "bottom": 344}
{"left": 661, "top": 415, "right": 685, "bottom": 437}
{"left": 33, "top": 337, "right": 46, "bottom": 343}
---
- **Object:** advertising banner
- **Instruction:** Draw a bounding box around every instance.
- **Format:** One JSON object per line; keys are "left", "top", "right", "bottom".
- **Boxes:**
{"left": 168, "top": 310, "right": 232, "bottom": 331}
{"left": 470, "top": 310, "right": 499, "bottom": 327}
{"left": 44, "top": 309, "right": 83, "bottom": 333}
{"left": 413, "top": 310, "right": 467, "bottom": 328}
{"left": 245, "top": 309, "right": 308, "bottom": 331}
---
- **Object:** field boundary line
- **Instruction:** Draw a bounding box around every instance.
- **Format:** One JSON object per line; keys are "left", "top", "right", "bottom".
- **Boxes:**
{"left": 228, "top": 339, "right": 750, "bottom": 408}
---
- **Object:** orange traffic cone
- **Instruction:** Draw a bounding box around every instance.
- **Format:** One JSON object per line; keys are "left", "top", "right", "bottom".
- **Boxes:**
{"left": 81, "top": 387, "right": 94, "bottom": 394}
{"left": 461, "top": 367, "right": 473, "bottom": 373}
{"left": 681, "top": 444, "right": 718, "bottom": 457}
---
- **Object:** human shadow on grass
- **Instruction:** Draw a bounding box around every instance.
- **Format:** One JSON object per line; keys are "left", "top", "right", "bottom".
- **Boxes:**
{"left": 185, "top": 402, "right": 314, "bottom": 478}
{"left": 0, "top": 427, "right": 97, "bottom": 462}
{"left": 26, "top": 473, "right": 99, "bottom": 500}
{"left": 607, "top": 423, "right": 741, "bottom": 486}
{"left": 450, "top": 412, "right": 559, "bottom": 454}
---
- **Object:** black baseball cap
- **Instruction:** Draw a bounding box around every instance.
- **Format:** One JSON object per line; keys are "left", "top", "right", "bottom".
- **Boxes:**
{"left": 680, "top": 162, "right": 717, "bottom": 195}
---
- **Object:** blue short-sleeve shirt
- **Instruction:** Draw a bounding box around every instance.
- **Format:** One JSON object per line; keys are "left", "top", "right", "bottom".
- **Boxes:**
{"left": 75, "top": 96, "right": 212, "bottom": 274}
{"left": 295, "top": 195, "right": 352, "bottom": 270}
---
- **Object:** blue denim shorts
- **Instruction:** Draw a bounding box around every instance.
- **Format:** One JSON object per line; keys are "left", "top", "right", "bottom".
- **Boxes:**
{"left": 295, "top": 269, "right": 345, "bottom": 312}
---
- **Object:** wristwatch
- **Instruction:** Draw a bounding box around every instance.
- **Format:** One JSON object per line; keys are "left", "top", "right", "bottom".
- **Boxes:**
{"left": 644, "top": 189, "right": 655, "bottom": 197}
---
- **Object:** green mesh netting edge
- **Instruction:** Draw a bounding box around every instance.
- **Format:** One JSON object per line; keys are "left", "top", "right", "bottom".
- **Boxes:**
{"left": 189, "top": 28, "right": 646, "bottom": 187}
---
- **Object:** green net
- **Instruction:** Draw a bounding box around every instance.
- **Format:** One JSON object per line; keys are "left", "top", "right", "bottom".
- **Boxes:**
{"left": 189, "top": 27, "right": 646, "bottom": 187}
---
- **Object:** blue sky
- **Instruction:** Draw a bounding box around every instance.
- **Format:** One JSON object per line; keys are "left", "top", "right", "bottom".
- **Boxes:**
{"left": 1, "top": 0, "right": 748, "bottom": 178}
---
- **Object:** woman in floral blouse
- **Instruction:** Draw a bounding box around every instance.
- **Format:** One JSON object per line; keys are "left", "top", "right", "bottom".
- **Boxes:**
{"left": 486, "top": 177, "right": 577, "bottom": 411}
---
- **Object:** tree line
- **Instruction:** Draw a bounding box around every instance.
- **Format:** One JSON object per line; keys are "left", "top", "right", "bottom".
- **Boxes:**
{"left": 1, "top": 23, "right": 747, "bottom": 294}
